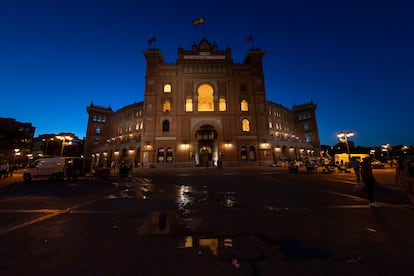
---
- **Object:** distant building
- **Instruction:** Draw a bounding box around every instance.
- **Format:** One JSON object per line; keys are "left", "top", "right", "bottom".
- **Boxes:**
{"left": 32, "top": 133, "right": 83, "bottom": 158}
{"left": 0, "top": 117, "right": 35, "bottom": 164}
{"left": 84, "top": 38, "right": 320, "bottom": 168}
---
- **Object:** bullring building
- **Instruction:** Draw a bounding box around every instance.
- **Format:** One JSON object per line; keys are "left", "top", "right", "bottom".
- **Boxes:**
{"left": 84, "top": 38, "right": 321, "bottom": 168}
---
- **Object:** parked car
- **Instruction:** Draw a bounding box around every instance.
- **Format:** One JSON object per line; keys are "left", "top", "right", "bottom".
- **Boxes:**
{"left": 371, "top": 159, "right": 385, "bottom": 169}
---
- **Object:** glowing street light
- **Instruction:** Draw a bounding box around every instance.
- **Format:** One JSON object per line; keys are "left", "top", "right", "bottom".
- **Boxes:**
{"left": 13, "top": 148, "right": 20, "bottom": 165}
{"left": 56, "top": 135, "right": 73, "bottom": 156}
{"left": 337, "top": 131, "right": 354, "bottom": 163}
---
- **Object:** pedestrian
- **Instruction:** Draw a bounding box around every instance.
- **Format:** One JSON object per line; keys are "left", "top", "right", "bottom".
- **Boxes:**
{"left": 397, "top": 157, "right": 414, "bottom": 205}
{"left": 1, "top": 161, "right": 9, "bottom": 180}
{"left": 0, "top": 162, "right": 6, "bottom": 180}
{"left": 361, "top": 157, "right": 380, "bottom": 207}
{"left": 8, "top": 163, "right": 14, "bottom": 177}
{"left": 349, "top": 157, "right": 361, "bottom": 182}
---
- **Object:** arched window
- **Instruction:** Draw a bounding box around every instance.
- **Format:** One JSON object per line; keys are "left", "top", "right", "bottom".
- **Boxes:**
{"left": 242, "top": 119, "right": 250, "bottom": 132}
{"left": 240, "top": 146, "right": 248, "bottom": 161}
{"left": 162, "top": 120, "right": 170, "bottom": 132}
{"left": 304, "top": 123, "right": 310, "bottom": 131}
{"left": 241, "top": 100, "right": 248, "bottom": 111}
{"left": 163, "top": 84, "right": 171, "bottom": 93}
{"left": 163, "top": 100, "right": 171, "bottom": 112}
{"left": 248, "top": 146, "right": 256, "bottom": 161}
{"left": 95, "top": 126, "right": 101, "bottom": 134}
{"left": 166, "top": 147, "right": 173, "bottom": 162}
{"left": 219, "top": 98, "right": 226, "bottom": 111}
{"left": 186, "top": 98, "right": 193, "bottom": 112}
{"left": 306, "top": 134, "right": 311, "bottom": 142}
{"left": 197, "top": 84, "right": 214, "bottom": 111}
{"left": 157, "top": 147, "right": 165, "bottom": 162}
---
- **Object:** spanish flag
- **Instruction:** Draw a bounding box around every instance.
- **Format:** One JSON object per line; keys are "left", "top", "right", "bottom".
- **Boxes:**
{"left": 147, "top": 35, "right": 156, "bottom": 46}
{"left": 192, "top": 17, "right": 204, "bottom": 25}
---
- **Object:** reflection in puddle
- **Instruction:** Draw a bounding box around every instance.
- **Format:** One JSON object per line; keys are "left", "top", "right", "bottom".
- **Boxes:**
{"left": 137, "top": 211, "right": 170, "bottom": 235}
{"left": 224, "top": 191, "right": 236, "bottom": 208}
{"left": 176, "top": 185, "right": 209, "bottom": 214}
{"left": 179, "top": 236, "right": 233, "bottom": 256}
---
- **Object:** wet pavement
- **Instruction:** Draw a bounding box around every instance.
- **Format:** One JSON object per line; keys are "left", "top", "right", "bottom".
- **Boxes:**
{"left": 0, "top": 165, "right": 413, "bottom": 275}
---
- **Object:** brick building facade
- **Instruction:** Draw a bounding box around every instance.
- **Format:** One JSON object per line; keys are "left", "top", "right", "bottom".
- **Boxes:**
{"left": 84, "top": 39, "right": 320, "bottom": 168}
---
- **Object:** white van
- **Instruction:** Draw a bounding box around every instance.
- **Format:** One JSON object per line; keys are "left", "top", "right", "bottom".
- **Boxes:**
{"left": 23, "top": 157, "right": 85, "bottom": 182}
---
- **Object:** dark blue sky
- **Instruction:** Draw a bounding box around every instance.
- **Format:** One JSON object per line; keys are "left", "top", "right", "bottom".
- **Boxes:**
{"left": 1, "top": 0, "right": 413, "bottom": 147}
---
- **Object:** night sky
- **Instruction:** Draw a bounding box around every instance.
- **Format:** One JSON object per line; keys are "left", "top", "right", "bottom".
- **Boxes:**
{"left": 1, "top": 0, "right": 413, "bottom": 147}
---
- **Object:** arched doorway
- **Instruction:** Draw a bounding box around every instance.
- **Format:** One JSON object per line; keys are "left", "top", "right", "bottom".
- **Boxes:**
{"left": 195, "top": 124, "right": 218, "bottom": 166}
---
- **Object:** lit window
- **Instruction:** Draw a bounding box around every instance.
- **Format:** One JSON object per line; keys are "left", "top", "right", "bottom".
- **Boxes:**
{"left": 197, "top": 84, "right": 214, "bottom": 112}
{"left": 241, "top": 100, "right": 248, "bottom": 111}
{"left": 163, "top": 100, "right": 171, "bottom": 112}
{"left": 139, "top": 121, "right": 143, "bottom": 130}
{"left": 219, "top": 98, "right": 226, "bottom": 111}
{"left": 164, "top": 84, "right": 171, "bottom": 93}
{"left": 242, "top": 119, "right": 250, "bottom": 132}
{"left": 269, "top": 121, "right": 273, "bottom": 129}
{"left": 186, "top": 98, "right": 193, "bottom": 112}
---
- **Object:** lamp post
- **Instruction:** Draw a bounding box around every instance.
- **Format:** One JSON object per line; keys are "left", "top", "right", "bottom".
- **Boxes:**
{"left": 56, "top": 135, "right": 73, "bottom": 157}
{"left": 337, "top": 131, "right": 354, "bottom": 164}
{"left": 13, "top": 149, "right": 20, "bottom": 165}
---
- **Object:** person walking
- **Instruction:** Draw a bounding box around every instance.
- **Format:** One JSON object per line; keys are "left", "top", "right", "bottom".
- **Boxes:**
{"left": 361, "top": 157, "right": 380, "bottom": 207}
{"left": 349, "top": 157, "right": 361, "bottom": 182}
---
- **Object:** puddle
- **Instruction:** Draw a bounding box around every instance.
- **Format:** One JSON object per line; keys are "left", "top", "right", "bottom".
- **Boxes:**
{"left": 277, "top": 240, "right": 331, "bottom": 261}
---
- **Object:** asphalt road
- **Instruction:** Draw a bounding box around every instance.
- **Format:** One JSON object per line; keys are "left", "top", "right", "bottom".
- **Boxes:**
{"left": 0, "top": 166, "right": 412, "bottom": 275}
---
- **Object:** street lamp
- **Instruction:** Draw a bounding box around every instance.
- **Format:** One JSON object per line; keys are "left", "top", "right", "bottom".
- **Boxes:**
{"left": 56, "top": 135, "right": 73, "bottom": 156}
{"left": 337, "top": 131, "right": 354, "bottom": 163}
{"left": 13, "top": 149, "right": 20, "bottom": 165}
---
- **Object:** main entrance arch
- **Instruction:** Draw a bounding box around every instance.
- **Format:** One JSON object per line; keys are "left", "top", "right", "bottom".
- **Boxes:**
{"left": 194, "top": 124, "right": 218, "bottom": 166}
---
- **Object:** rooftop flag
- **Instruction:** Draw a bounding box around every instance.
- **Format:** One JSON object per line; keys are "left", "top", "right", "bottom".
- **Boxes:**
{"left": 192, "top": 17, "right": 204, "bottom": 25}
{"left": 148, "top": 35, "right": 156, "bottom": 46}
{"left": 245, "top": 35, "right": 253, "bottom": 42}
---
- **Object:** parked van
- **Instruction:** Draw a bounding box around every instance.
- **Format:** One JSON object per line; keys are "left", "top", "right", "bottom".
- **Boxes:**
{"left": 23, "top": 157, "right": 87, "bottom": 182}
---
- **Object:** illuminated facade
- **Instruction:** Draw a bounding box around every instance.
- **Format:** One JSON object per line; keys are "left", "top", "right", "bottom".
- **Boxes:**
{"left": 84, "top": 39, "right": 320, "bottom": 167}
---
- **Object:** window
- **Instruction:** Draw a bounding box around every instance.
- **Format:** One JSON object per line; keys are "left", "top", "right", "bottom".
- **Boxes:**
{"left": 163, "top": 84, "right": 171, "bottom": 93}
{"left": 95, "top": 126, "right": 101, "bottom": 134}
{"left": 304, "top": 123, "right": 310, "bottom": 131}
{"left": 242, "top": 119, "right": 250, "bottom": 132}
{"left": 163, "top": 100, "right": 171, "bottom": 112}
{"left": 219, "top": 98, "right": 226, "bottom": 111}
{"left": 166, "top": 147, "right": 173, "bottom": 162}
{"left": 186, "top": 98, "right": 193, "bottom": 112}
{"left": 241, "top": 100, "right": 248, "bottom": 111}
{"left": 157, "top": 148, "right": 164, "bottom": 162}
{"left": 269, "top": 121, "right": 273, "bottom": 129}
{"left": 93, "top": 137, "right": 99, "bottom": 145}
{"left": 162, "top": 120, "right": 170, "bottom": 132}
{"left": 197, "top": 84, "right": 214, "bottom": 112}
{"left": 306, "top": 134, "right": 311, "bottom": 142}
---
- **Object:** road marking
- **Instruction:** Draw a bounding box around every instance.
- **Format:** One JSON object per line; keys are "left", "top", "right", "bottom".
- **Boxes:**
{"left": 0, "top": 195, "right": 109, "bottom": 236}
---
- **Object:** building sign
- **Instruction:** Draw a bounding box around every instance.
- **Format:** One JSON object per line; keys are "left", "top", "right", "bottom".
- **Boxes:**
{"left": 184, "top": 53, "right": 226, "bottom": 60}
